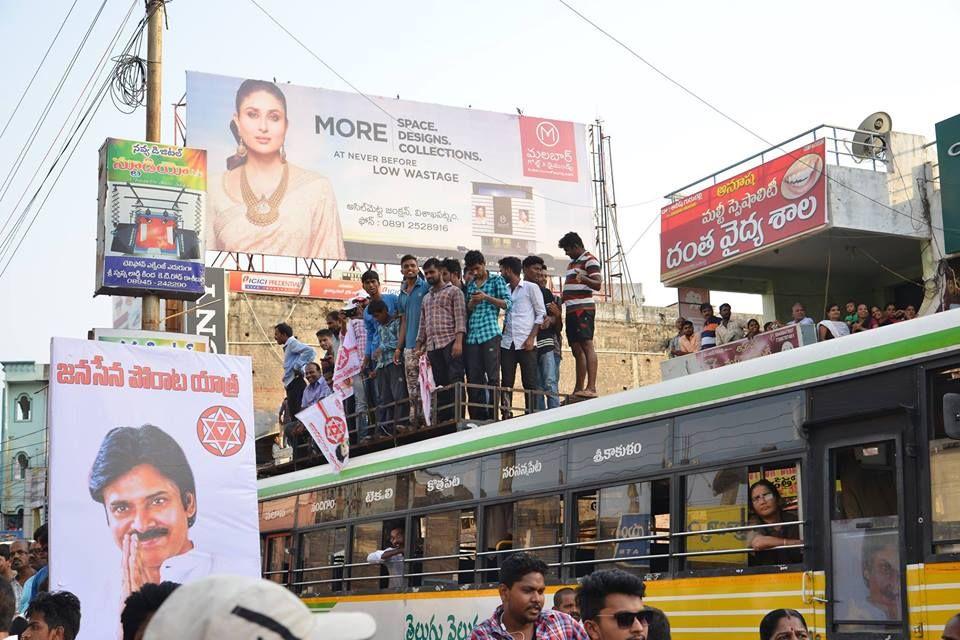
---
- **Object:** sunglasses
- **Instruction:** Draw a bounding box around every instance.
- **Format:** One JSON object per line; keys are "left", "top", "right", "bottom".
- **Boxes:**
{"left": 595, "top": 610, "right": 651, "bottom": 628}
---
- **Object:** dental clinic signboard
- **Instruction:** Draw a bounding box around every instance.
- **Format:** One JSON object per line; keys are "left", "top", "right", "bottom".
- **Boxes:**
{"left": 95, "top": 138, "right": 207, "bottom": 300}
{"left": 936, "top": 114, "right": 960, "bottom": 255}
{"left": 660, "top": 139, "right": 828, "bottom": 285}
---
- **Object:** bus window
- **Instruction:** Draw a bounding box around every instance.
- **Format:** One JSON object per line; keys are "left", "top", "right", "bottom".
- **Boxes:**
{"left": 296, "top": 484, "right": 352, "bottom": 525}
{"left": 674, "top": 392, "right": 804, "bottom": 465}
{"left": 572, "top": 479, "right": 670, "bottom": 578}
{"left": 829, "top": 441, "right": 902, "bottom": 627}
{"left": 411, "top": 509, "right": 477, "bottom": 588}
{"left": 263, "top": 533, "right": 291, "bottom": 586}
{"left": 482, "top": 496, "right": 562, "bottom": 581}
{"left": 298, "top": 527, "right": 346, "bottom": 595}
{"left": 480, "top": 443, "right": 565, "bottom": 497}
{"left": 355, "top": 473, "right": 411, "bottom": 517}
{"left": 568, "top": 420, "right": 670, "bottom": 484}
{"left": 410, "top": 459, "right": 481, "bottom": 508}
{"left": 350, "top": 519, "right": 406, "bottom": 592}
{"left": 929, "top": 371, "right": 960, "bottom": 553}
{"left": 682, "top": 463, "right": 803, "bottom": 570}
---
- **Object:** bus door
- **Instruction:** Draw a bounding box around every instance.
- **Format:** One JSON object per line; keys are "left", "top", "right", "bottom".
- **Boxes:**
{"left": 263, "top": 532, "right": 293, "bottom": 587}
{"left": 816, "top": 422, "right": 908, "bottom": 639}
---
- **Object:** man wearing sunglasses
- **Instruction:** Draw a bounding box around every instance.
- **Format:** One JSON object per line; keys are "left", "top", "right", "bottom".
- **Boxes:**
{"left": 470, "top": 552, "right": 588, "bottom": 640}
{"left": 577, "top": 569, "right": 650, "bottom": 640}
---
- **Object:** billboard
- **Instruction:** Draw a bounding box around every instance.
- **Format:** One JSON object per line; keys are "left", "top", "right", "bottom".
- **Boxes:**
{"left": 186, "top": 72, "right": 594, "bottom": 267}
{"left": 936, "top": 113, "right": 960, "bottom": 255}
{"left": 96, "top": 138, "right": 207, "bottom": 299}
{"left": 227, "top": 270, "right": 398, "bottom": 299}
{"left": 49, "top": 338, "right": 259, "bottom": 638}
{"left": 660, "top": 140, "right": 828, "bottom": 284}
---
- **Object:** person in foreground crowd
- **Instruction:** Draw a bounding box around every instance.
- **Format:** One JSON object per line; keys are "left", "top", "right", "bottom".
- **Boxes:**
{"left": 942, "top": 612, "right": 960, "bottom": 640}
{"left": 758, "top": 608, "right": 808, "bottom": 640}
{"left": 787, "top": 303, "right": 815, "bottom": 326}
{"left": 141, "top": 575, "right": 375, "bottom": 640}
{"left": 470, "top": 552, "right": 588, "bottom": 640}
{"left": 0, "top": 545, "right": 22, "bottom": 606}
{"left": 22, "top": 591, "right": 81, "bottom": 640}
{"left": 0, "top": 580, "right": 16, "bottom": 639}
{"left": 553, "top": 587, "right": 580, "bottom": 621}
{"left": 121, "top": 582, "right": 180, "bottom": 640}
{"left": 559, "top": 232, "right": 602, "bottom": 398}
{"left": 577, "top": 569, "right": 650, "bottom": 640}
{"left": 11, "top": 540, "right": 34, "bottom": 595}
{"left": 643, "top": 607, "right": 670, "bottom": 640}
{"left": 18, "top": 526, "right": 47, "bottom": 614}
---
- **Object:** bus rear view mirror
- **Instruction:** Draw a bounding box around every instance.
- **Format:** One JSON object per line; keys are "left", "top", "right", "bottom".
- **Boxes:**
{"left": 943, "top": 393, "right": 960, "bottom": 439}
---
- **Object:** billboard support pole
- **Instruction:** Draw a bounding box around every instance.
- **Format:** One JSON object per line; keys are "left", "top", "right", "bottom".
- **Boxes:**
{"left": 590, "top": 122, "right": 633, "bottom": 306}
{"left": 141, "top": 0, "right": 168, "bottom": 332}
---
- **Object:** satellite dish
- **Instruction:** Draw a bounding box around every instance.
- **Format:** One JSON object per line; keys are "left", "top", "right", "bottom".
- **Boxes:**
{"left": 850, "top": 111, "right": 892, "bottom": 161}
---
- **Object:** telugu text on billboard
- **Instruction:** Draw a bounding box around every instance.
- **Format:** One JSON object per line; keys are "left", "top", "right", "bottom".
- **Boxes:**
{"left": 660, "top": 140, "right": 828, "bottom": 284}
{"left": 186, "top": 72, "right": 594, "bottom": 267}
{"left": 48, "top": 338, "right": 259, "bottom": 639}
{"left": 96, "top": 138, "right": 207, "bottom": 299}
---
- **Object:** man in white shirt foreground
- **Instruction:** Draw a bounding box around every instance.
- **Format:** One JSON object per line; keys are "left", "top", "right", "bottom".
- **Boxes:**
{"left": 367, "top": 527, "right": 405, "bottom": 589}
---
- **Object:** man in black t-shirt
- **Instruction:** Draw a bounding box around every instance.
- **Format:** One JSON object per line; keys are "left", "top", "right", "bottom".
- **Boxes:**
{"left": 523, "top": 256, "right": 561, "bottom": 410}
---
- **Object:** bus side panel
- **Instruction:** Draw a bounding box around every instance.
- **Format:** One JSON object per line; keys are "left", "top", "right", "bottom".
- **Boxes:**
{"left": 640, "top": 572, "right": 810, "bottom": 640}
{"left": 305, "top": 591, "right": 501, "bottom": 640}
{"left": 909, "top": 561, "right": 960, "bottom": 640}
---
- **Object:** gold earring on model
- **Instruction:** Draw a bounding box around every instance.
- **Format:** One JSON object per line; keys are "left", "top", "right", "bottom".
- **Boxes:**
{"left": 237, "top": 138, "right": 247, "bottom": 158}
{"left": 280, "top": 144, "right": 287, "bottom": 162}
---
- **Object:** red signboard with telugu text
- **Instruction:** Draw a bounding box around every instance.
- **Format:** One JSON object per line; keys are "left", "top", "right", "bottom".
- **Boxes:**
{"left": 660, "top": 140, "right": 828, "bottom": 283}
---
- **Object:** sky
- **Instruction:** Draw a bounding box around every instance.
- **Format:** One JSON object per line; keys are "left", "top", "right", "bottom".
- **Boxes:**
{"left": 1, "top": 0, "right": 959, "bottom": 363}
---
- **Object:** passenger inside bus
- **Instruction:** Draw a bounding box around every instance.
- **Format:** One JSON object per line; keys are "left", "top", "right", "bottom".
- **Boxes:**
{"left": 366, "top": 521, "right": 406, "bottom": 589}
{"left": 747, "top": 479, "right": 803, "bottom": 566}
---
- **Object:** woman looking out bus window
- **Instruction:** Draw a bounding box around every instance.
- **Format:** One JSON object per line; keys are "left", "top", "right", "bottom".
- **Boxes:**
{"left": 747, "top": 479, "right": 802, "bottom": 565}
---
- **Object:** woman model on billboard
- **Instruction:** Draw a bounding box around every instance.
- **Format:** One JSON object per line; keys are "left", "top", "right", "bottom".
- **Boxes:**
{"left": 206, "top": 79, "right": 346, "bottom": 259}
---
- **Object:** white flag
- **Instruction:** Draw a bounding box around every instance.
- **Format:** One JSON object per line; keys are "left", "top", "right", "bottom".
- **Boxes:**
{"left": 418, "top": 353, "right": 436, "bottom": 427}
{"left": 332, "top": 320, "right": 363, "bottom": 399}
{"left": 296, "top": 394, "right": 350, "bottom": 472}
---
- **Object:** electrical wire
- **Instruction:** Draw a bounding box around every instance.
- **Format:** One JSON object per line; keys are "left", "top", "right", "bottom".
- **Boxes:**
{"left": 0, "top": 0, "right": 148, "bottom": 279}
{"left": 246, "top": 0, "right": 596, "bottom": 211}
{"left": 0, "top": 0, "right": 138, "bottom": 262}
{"left": 555, "top": 0, "right": 960, "bottom": 245}
{"left": 0, "top": 0, "right": 79, "bottom": 144}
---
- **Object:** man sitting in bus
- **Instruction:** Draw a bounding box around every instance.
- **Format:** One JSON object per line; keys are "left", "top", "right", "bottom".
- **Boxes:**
{"left": 470, "top": 553, "right": 588, "bottom": 640}
{"left": 366, "top": 526, "right": 405, "bottom": 589}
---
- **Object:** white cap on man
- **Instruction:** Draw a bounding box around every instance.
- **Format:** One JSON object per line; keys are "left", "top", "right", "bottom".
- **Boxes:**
{"left": 143, "top": 575, "right": 376, "bottom": 640}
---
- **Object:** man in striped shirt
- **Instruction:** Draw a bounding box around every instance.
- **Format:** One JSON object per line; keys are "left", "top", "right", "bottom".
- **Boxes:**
{"left": 559, "top": 232, "right": 601, "bottom": 398}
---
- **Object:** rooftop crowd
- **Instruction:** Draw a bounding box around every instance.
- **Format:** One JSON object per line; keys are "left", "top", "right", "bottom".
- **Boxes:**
{"left": 273, "top": 232, "right": 603, "bottom": 463}
{"left": 668, "top": 299, "right": 922, "bottom": 357}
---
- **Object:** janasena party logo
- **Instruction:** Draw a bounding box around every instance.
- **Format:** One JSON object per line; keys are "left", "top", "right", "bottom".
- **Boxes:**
{"left": 324, "top": 414, "right": 347, "bottom": 445}
{"left": 196, "top": 405, "right": 246, "bottom": 457}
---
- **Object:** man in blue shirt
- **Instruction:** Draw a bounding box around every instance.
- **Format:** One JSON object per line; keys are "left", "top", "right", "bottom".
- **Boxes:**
{"left": 395, "top": 255, "right": 430, "bottom": 429}
{"left": 361, "top": 271, "right": 400, "bottom": 425}
{"left": 274, "top": 322, "right": 315, "bottom": 430}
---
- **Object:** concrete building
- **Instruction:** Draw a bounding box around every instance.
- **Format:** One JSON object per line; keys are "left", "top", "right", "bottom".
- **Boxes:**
{"left": 660, "top": 122, "right": 947, "bottom": 322}
{"left": 0, "top": 361, "right": 48, "bottom": 537}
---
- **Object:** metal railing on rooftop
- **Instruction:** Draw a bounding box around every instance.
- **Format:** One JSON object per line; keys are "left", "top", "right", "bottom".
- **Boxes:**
{"left": 665, "top": 124, "right": 889, "bottom": 200}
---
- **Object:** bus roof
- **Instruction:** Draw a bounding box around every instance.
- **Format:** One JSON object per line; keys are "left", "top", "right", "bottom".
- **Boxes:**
{"left": 258, "top": 309, "right": 960, "bottom": 499}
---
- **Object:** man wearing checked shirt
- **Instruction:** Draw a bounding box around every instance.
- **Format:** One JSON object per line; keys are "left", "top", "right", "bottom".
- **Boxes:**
{"left": 464, "top": 250, "right": 511, "bottom": 421}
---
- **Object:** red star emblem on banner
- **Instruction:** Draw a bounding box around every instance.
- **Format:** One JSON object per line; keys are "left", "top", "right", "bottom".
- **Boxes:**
{"left": 196, "top": 405, "right": 246, "bottom": 457}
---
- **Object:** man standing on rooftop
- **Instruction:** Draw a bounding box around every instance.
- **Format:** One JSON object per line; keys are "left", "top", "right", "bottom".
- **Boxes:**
{"left": 559, "top": 232, "right": 602, "bottom": 399}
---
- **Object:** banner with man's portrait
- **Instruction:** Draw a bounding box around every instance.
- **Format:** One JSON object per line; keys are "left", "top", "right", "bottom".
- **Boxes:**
{"left": 48, "top": 338, "right": 260, "bottom": 639}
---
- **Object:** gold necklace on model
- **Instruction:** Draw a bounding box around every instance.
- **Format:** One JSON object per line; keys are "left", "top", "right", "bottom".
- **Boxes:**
{"left": 241, "top": 162, "right": 289, "bottom": 226}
